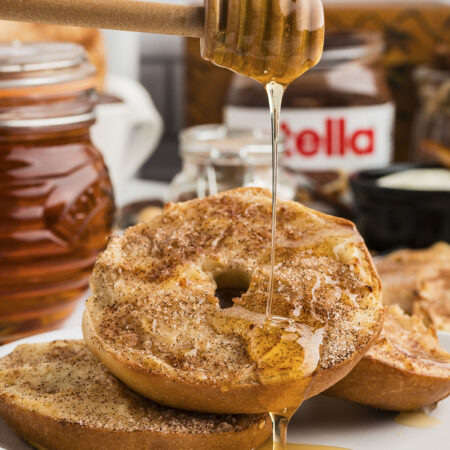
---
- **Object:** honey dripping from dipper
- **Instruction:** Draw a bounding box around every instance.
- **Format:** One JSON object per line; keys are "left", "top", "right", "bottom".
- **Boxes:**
{"left": 202, "top": 0, "right": 325, "bottom": 448}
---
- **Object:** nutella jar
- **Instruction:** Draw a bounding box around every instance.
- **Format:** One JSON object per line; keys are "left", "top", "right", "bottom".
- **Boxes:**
{"left": 0, "top": 43, "right": 114, "bottom": 342}
{"left": 170, "top": 125, "right": 295, "bottom": 202}
{"left": 225, "top": 31, "right": 395, "bottom": 188}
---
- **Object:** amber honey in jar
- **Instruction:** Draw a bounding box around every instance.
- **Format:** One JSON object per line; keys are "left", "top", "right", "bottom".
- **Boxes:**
{"left": 0, "top": 43, "right": 114, "bottom": 343}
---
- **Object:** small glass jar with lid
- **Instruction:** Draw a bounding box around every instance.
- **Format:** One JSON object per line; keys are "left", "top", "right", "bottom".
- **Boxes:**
{"left": 169, "top": 124, "right": 295, "bottom": 202}
{"left": 0, "top": 42, "right": 114, "bottom": 343}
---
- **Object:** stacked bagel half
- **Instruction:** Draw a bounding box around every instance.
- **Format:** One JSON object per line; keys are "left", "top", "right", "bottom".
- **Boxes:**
{"left": 327, "top": 244, "right": 450, "bottom": 410}
{"left": 4, "top": 187, "right": 432, "bottom": 449}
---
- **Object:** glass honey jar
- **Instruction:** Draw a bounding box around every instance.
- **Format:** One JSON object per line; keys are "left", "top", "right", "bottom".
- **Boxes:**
{"left": 0, "top": 43, "right": 115, "bottom": 343}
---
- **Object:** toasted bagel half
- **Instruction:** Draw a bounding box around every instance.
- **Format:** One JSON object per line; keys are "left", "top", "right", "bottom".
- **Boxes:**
{"left": 84, "top": 188, "right": 383, "bottom": 414}
{"left": 376, "top": 242, "right": 450, "bottom": 319}
{"left": 413, "top": 265, "right": 450, "bottom": 333}
{"left": 326, "top": 305, "right": 450, "bottom": 411}
{"left": 0, "top": 340, "right": 271, "bottom": 450}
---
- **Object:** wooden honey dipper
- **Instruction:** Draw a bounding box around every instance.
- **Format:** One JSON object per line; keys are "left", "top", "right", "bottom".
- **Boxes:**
{"left": 0, "top": 0, "right": 324, "bottom": 86}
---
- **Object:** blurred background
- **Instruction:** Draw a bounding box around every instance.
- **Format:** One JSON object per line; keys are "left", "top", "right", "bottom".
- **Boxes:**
{"left": 132, "top": 0, "right": 450, "bottom": 180}
{"left": 3, "top": 0, "right": 448, "bottom": 207}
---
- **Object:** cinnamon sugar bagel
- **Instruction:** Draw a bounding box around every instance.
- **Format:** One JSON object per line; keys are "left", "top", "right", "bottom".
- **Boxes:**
{"left": 326, "top": 305, "right": 450, "bottom": 411}
{"left": 0, "top": 340, "right": 271, "bottom": 450}
{"left": 83, "top": 187, "right": 383, "bottom": 414}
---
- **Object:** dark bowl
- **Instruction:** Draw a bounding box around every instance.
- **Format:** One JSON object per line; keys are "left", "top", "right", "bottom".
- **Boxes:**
{"left": 350, "top": 165, "right": 450, "bottom": 251}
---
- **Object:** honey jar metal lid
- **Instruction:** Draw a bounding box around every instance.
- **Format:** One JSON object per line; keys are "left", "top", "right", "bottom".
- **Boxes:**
{"left": 0, "top": 42, "right": 95, "bottom": 88}
{"left": 0, "top": 42, "right": 97, "bottom": 129}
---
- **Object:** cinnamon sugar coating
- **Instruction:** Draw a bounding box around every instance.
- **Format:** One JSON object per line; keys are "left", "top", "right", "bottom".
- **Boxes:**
{"left": 0, "top": 340, "right": 266, "bottom": 434}
{"left": 367, "top": 305, "right": 450, "bottom": 376}
{"left": 86, "top": 188, "right": 382, "bottom": 386}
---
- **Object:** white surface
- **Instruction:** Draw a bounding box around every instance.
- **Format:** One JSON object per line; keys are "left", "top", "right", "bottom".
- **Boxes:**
{"left": 438, "top": 331, "right": 450, "bottom": 353}
{"left": 0, "top": 327, "right": 449, "bottom": 450}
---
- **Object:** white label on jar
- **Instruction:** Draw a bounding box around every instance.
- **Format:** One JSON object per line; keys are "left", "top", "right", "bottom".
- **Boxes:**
{"left": 225, "top": 103, "right": 395, "bottom": 172}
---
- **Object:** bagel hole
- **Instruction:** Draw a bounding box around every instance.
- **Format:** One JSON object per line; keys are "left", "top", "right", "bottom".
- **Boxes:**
{"left": 214, "top": 269, "right": 250, "bottom": 309}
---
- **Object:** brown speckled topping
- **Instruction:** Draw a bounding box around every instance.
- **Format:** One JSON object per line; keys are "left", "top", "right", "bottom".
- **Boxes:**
{"left": 87, "top": 188, "right": 382, "bottom": 385}
{"left": 367, "top": 306, "right": 450, "bottom": 376}
{"left": 0, "top": 340, "right": 266, "bottom": 433}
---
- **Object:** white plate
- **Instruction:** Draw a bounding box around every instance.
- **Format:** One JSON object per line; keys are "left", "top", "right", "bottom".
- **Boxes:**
{"left": 437, "top": 331, "right": 450, "bottom": 353}
{"left": 0, "top": 329, "right": 449, "bottom": 450}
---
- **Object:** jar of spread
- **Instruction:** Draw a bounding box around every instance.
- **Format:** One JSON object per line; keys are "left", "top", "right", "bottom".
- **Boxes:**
{"left": 225, "top": 31, "right": 395, "bottom": 215}
{"left": 169, "top": 124, "right": 295, "bottom": 202}
{"left": 0, "top": 43, "right": 115, "bottom": 343}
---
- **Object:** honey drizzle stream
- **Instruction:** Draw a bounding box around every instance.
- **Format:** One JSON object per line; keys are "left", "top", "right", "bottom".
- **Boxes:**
{"left": 266, "top": 80, "right": 284, "bottom": 319}
{"left": 270, "top": 411, "right": 290, "bottom": 450}
{"left": 202, "top": 2, "right": 325, "bottom": 448}
{"left": 266, "top": 79, "right": 292, "bottom": 449}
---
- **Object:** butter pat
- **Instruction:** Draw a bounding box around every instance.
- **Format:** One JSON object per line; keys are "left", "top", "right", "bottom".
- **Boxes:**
{"left": 378, "top": 169, "right": 450, "bottom": 191}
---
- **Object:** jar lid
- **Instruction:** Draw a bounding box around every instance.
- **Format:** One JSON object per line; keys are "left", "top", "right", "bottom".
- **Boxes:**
{"left": 180, "top": 124, "right": 284, "bottom": 164}
{"left": 0, "top": 42, "right": 97, "bottom": 128}
{"left": 0, "top": 42, "right": 96, "bottom": 90}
